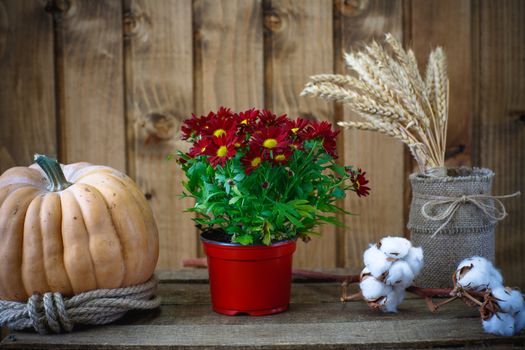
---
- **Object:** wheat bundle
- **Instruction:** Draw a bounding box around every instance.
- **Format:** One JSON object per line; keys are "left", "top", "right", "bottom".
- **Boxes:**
{"left": 301, "top": 33, "right": 449, "bottom": 175}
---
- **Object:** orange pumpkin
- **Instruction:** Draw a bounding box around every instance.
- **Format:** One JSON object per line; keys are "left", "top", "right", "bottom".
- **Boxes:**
{"left": 0, "top": 155, "right": 159, "bottom": 301}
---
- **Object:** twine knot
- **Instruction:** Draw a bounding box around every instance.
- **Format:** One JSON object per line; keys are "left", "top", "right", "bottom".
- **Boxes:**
{"left": 0, "top": 276, "right": 161, "bottom": 334}
{"left": 418, "top": 192, "right": 521, "bottom": 237}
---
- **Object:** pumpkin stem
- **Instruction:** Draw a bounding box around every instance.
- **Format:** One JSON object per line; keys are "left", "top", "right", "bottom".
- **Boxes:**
{"left": 34, "top": 154, "right": 72, "bottom": 191}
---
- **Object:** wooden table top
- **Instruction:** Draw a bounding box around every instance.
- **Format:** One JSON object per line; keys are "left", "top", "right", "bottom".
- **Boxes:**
{"left": 1, "top": 269, "right": 524, "bottom": 349}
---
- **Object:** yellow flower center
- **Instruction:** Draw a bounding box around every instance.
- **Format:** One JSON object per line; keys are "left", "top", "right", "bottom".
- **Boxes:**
{"left": 234, "top": 142, "right": 241, "bottom": 148}
{"left": 216, "top": 146, "right": 228, "bottom": 157}
{"left": 291, "top": 127, "right": 299, "bottom": 134}
{"left": 213, "top": 129, "right": 226, "bottom": 137}
{"left": 263, "top": 138, "right": 278, "bottom": 149}
{"left": 241, "top": 119, "right": 248, "bottom": 125}
{"left": 201, "top": 147, "right": 206, "bottom": 153}
{"left": 251, "top": 157, "right": 262, "bottom": 167}
{"left": 355, "top": 181, "right": 360, "bottom": 189}
{"left": 275, "top": 154, "right": 286, "bottom": 161}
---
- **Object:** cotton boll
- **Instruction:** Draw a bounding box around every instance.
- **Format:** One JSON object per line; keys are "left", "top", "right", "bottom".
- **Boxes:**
{"left": 405, "top": 246, "right": 424, "bottom": 276}
{"left": 456, "top": 256, "right": 503, "bottom": 291}
{"left": 491, "top": 287, "right": 525, "bottom": 314}
{"left": 379, "top": 236, "right": 412, "bottom": 259}
{"left": 385, "top": 260, "right": 415, "bottom": 288}
{"left": 363, "top": 244, "right": 392, "bottom": 278}
{"left": 361, "top": 266, "right": 371, "bottom": 276}
{"left": 392, "top": 285, "right": 407, "bottom": 305}
{"left": 514, "top": 309, "right": 525, "bottom": 333}
{"left": 456, "top": 266, "right": 491, "bottom": 291}
{"left": 458, "top": 256, "right": 502, "bottom": 287}
{"left": 482, "top": 312, "right": 516, "bottom": 336}
{"left": 360, "top": 275, "right": 392, "bottom": 301}
{"left": 490, "top": 267, "right": 504, "bottom": 288}
{"left": 381, "top": 289, "right": 405, "bottom": 313}
{"left": 457, "top": 256, "right": 491, "bottom": 272}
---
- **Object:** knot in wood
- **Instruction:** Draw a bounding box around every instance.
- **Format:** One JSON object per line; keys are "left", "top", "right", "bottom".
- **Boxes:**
{"left": 143, "top": 113, "right": 176, "bottom": 141}
{"left": 44, "top": 0, "right": 70, "bottom": 14}
{"left": 264, "top": 11, "right": 283, "bottom": 33}
{"left": 340, "top": 0, "right": 369, "bottom": 17}
{"left": 123, "top": 11, "right": 150, "bottom": 42}
{"left": 123, "top": 12, "right": 139, "bottom": 38}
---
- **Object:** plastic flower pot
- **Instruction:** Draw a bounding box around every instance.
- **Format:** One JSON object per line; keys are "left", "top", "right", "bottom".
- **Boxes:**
{"left": 201, "top": 233, "right": 297, "bottom": 316}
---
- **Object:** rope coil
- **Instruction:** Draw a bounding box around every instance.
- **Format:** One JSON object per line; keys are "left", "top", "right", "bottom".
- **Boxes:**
{"left": 417, "top": 192, "right": 521, "bottom": 237}
{"left": 0, "top": 276, "right": 161, "bottom": 334}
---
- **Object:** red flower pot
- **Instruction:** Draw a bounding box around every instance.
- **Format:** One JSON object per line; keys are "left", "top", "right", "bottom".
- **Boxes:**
{"left": 201, "top": 234, "right": 297, "bottom": 316}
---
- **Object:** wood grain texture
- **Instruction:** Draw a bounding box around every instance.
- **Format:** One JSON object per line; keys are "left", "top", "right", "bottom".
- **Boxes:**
{"left": 193, "top": 0, "right": 264, "bottom": 114}
{"left": 403, "top": 0, "right": 474, "bottom": 248}
{"left": 192, "top": 0, "right": 264, "bottom": 258}
{"left": 264, "top": 0, "right": 336, "bottom": 268}
{"left": 1, "top": 0, "right": 524, "bottom": 286}
{"left": 334, "top": 0, "right": 405, "bottom": 268}
{"left": 408, "top": 0, "right": 472, "bottom": 168}
{"left": 473, "top": 0, "right": 525, "bottom": 288}
{"left": 57, "top": 0, "right": 126, "bottom": 171}
{"left": 2, "top": 270, "right": 524, "bottom": 349}
{"left": 0, "top": 0, "right": 56, "bottom": 171}
{"left": 5, "top": 320, "right": 518, "bottom": 350}
{"left": 123, "top": 0, "right": 196, "bottom": 270}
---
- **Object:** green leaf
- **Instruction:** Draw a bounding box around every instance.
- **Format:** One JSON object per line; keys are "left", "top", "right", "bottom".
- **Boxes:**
{"left": 262, "top": 233, "right": 271, "bottom": 245}
{"left": 232, "top": 186, "right": 242, "bottom": 197}
{"left": 317, "top": 215, "right": 344, "bottom": 227}
{"left": 233, "top": 173, "right": 245, "bottom": 182}
{"left": 332, "top": 187, "right": 345, "bottom": 199}
{"left": 235, "top": 234, "right": 254, "bottom": 245}
{"left": 229, "top": 196, "right": 241, "bottom": 205}
{"left": 331, "top": 163, "right": 348, "bottom": 177}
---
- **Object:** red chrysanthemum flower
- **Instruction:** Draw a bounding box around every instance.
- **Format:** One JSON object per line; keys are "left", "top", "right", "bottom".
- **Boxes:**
{"left": 241, "top": 148, "right": 265, "bottom": 174}
{"left": 236, "top": 108, "right": 259, "bottom": 131}
{"left": 306, "top": 120, "right": 340, "bottom": 158}
{"left": 204, "top": 134, "right": 239, "bottom": 168}
{"left": 188, "top": 137, "right": 211, "bottom": 157}
{"left": 285, "top": 117, "right": 312, "bottom": 139}
{"left": 349, "top": 168, "right": 370, "bottom": 197}
{"left": 257, "top": 110, "right": 288, "bottom": 128}
{"left": 202, "top": 114, "right": 237, "bottom": 139}
{"left": 251, "top": 126, "right": 289, "bottom": 156}
{"left": 270, "top": 147, "right": 293, "bottom": 165}
{"left": 181, "top": 113, "right": 208, "bottom": 140}
{"left": 289, "top": 140, "right": 304, "bottom": 151}
{"left": 216, "top": 106, "right": 235, "bottom": 119}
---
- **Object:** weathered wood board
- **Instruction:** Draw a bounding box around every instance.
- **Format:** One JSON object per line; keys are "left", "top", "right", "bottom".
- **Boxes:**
{"left": 334, "top": 0, "right": 406, "bottom": 267}
{"left": 264, "top": 0, "right": 337, "bottom": 268}
{"left": 56, "top": 0, "right": 127, "bottom": 171}
{"left": 2, "top": 269, "right": 524, "bottom": 349}
{"left": 123, "top": 0, "right": 197, "bottom": 270}
{"left": 0, "top": 0, "right": 57, "bottom": 170}
{"left": 472, "top": 0, "right": 525, "bottom": 289}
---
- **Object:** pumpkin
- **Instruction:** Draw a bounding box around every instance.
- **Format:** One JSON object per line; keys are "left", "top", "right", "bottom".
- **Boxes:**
{"left": 0, "top": 154, "right": 159, "bottom": 301}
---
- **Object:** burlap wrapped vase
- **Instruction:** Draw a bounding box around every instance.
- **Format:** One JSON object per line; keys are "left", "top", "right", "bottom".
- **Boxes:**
{"left": 408, "top": 168, "right": 500, "bottom": 288}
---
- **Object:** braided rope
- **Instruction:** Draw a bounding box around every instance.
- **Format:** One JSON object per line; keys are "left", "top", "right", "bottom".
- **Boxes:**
{"left": 0, "top": 276, "right": 161, "bottom": 334}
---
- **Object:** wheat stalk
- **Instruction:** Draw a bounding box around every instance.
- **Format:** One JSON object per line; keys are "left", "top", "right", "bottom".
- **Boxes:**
{"left": 301, "top": 33, "right": 449, "bottom": 174}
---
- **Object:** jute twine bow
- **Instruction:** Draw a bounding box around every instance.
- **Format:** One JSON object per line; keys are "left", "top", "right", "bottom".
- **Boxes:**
{"left": 418, "top": 192, "right": 521, "bottom": 237}
{"left": 0, "top": 276, "right": 161, "bottom": 334}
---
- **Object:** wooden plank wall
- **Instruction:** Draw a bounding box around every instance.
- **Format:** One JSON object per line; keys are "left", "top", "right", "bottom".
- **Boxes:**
{"left": 0, "top": 0, "right": 523, "bottom": 287}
